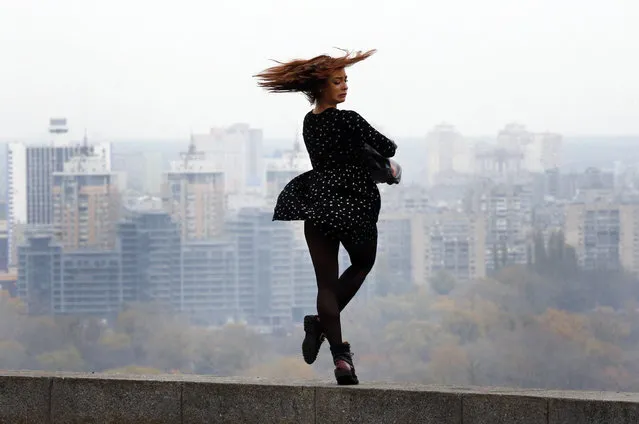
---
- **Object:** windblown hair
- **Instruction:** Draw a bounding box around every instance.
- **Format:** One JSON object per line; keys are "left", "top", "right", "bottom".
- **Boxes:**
{"left": 254, "top": 48, "right": 376, "bottom": 104}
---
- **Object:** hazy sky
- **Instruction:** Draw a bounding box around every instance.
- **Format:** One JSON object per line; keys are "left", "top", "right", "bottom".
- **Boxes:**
{"left": 1, "top": 0, "right": 637, "bottom": 141}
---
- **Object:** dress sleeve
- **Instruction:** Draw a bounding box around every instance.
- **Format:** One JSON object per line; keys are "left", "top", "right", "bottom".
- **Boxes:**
{"left": 344, "top": 110, "right": 397, "bottom": 158}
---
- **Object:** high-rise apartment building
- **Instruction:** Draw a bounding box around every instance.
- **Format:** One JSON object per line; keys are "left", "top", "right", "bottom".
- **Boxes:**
{"left": 226, "top": 208, "right": 316, "bottom": 327}
{"left": 18, "top": 209, "right": 180, "bottom": 316}
{"left": 375, "top": 210, "right": 486, "bottom": 288}
{"left": 416, "top": 210, "right": 487, "bottom": 284}
{"left": 163, "top": 141, "right": 225, "bottom": 241}
{"left": 375, "top": 212, "right": 415, "bottom": 293}
{"left": 16, "top": 234, "right": 62, "bottom": 315}
{"left": 117, "top": 210, "right": 181, "bottom": 305}
{"left": 425, "top": 123, "right": 472, "bottom": 186}
{"left": 52, "top": 154, "right": 120, "bottom": 250}
{"left": 177, "top": 238, "right": 238, "bottom": 324}
{"left": 192, "top": 123, "right": 264, "bottom": 194}
{"left": 466, "top": 181, "right": 533, "bottom": 271}
{"left": 6, "top": 119, "right": 111, "bottom": 264}
{"left": 526, "top": 133, "right": 563, "bottom": 172}
{"left": 564, "top": 200, "right": 639, "bottom": 273}
{"left": 497, "top": 122, "right": 532, "bottom": 149}
{"left": 56, "top": 249, "right": 121, "bottom": 315}
{"left": 474, "top": 143, "right": 525, "bottom": 179}
{"left": 495, "top": 123, "right": 562, "bottom": 173}
{"left": 379, "top": 184, "right": 430, "bottom": 214}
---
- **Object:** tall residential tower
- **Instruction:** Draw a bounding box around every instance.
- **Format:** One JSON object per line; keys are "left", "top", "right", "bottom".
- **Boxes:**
{"left": 6, "top": 119, "right": 111, "bottom": 264}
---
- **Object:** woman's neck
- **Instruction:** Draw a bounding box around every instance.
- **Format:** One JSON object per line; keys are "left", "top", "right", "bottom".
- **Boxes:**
{"left": 312, "top": 102, "right": 337, "bottom": 115}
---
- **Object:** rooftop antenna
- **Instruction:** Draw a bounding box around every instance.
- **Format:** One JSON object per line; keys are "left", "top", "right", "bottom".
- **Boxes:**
{"left": 188, "top": 131, "right": 197, "bottom": 155}
{"left": 82, "top": 128, "right": 89, "bottom": 155}
{"left": 181, "top": 131, "right": 203, "bottom": 169}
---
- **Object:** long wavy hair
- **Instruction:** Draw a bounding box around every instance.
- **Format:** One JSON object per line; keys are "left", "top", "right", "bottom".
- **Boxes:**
{"left": 253, "top": 48, "right": 376, "bottom": 104}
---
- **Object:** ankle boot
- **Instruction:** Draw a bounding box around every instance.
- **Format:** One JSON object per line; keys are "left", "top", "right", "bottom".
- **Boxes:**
{"left": 330, "top": 341, "right": 359, "bottom": 385}
{"left": 302, "top": 315, "right": 325, "bottom": 364}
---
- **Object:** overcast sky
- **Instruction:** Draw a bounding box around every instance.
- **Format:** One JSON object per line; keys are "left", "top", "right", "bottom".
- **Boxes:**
{"left": 1, "top": 0, "right": 637, "bottom": 141}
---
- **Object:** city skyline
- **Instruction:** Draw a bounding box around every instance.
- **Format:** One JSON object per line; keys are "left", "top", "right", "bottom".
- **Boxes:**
{"left": 4, "top": 107, "right": 639, "bottom": 394}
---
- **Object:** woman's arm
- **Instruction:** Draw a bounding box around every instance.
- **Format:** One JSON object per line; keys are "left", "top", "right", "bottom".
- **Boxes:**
{"left": 344, "top": 110, "right": 397, "bottom": 157}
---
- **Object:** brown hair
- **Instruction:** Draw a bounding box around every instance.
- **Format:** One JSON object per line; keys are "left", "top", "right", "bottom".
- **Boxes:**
{"left": 253, "top": 48, "right": 376, "bottom": 104}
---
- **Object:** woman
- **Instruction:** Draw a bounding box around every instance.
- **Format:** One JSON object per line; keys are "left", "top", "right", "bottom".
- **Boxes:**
{"left": 254, "top": 49, "right": 397, "bottom": 385}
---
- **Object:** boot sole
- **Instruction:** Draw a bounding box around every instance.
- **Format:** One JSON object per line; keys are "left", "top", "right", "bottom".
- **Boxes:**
{"left": 302, "top": 316, "right": 324, "bottom": 365}
{"left": 335, "top": 368, "right": 359, "bottom": 385}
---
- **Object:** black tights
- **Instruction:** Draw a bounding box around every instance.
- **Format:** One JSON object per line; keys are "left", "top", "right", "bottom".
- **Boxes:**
{"left": 304, "top": 221, "right": 377, "bottom": 348}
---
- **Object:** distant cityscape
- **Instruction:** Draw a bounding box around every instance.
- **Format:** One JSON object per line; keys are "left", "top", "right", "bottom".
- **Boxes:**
{"left": 2, "top": 117, "right": 639, "bottom": 332}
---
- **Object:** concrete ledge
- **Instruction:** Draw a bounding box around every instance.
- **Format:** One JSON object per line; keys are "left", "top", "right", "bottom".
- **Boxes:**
{"left": 2, "top": 371, "right": 639, "bottom": 423}
{"left": 0, "top": 373, "right": 50, "bottom": 424}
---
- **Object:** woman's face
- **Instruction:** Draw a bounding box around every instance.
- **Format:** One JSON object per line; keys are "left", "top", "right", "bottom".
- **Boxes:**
{"left": 320, "top": 68, "right": 348, "bottom": 105}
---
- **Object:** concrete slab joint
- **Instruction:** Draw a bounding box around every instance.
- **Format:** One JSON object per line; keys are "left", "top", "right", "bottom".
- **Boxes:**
{"left": 1, "top": 371, "right": 639, "bottom": 424}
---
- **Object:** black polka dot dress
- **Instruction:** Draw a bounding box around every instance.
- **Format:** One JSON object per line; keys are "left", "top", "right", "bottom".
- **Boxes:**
{"left": 273, "top": 108, "right": 397, "bottom": 245}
